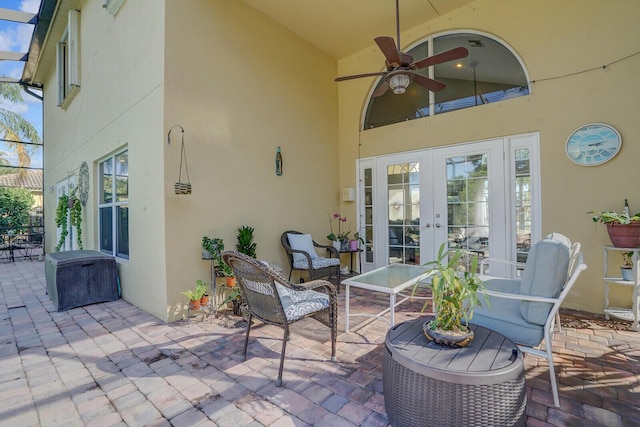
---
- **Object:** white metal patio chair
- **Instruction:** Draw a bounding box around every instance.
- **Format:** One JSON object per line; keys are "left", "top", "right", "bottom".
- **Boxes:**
{"left": 473, "top": 233, "right": 587, "bottom": 407}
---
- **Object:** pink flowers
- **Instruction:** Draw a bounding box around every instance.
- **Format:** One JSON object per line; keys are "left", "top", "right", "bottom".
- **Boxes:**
{"left": 327, "top": 212, "right": 350, "bottom": 241}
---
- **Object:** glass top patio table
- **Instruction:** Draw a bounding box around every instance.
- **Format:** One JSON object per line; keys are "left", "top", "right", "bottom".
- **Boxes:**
{"left": 341, "top": 263, "right": 433, "bottom": 332}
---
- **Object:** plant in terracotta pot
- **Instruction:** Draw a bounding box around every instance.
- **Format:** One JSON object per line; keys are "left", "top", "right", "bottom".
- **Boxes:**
{"left": 589, "top": 210, "right": 640, "bottom": 248}
{"left": 220, "top": 262, "right": 236, "bottom": 286}
{"left": 413, "top": 243, "right": 488, "bottom": 348}
{"left": 196, "top": 280, "right": 210, "bottom": 306}
{"left": 182, "top": 284, "right": 207, "bottom": 310}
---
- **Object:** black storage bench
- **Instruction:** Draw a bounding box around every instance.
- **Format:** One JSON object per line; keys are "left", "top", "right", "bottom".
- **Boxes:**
{"left": 45, "top": 250, "right": 119, "bottom": 311}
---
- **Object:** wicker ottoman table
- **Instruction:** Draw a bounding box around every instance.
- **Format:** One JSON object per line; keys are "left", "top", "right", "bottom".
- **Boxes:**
{"left": 383, "top": 316, "right": 526, "bottom": 427}
{"left": 45, "top": 250, "right": 119, "bottom": 311}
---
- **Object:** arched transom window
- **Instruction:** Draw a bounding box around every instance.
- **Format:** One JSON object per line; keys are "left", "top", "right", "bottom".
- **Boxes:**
{"left": 363, "top": 32, "right": 530, "bottom": 129}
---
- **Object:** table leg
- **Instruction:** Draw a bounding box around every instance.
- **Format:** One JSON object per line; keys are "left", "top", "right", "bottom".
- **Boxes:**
{"left": 389, "top": 293, "right": 396, "bottom": 326}
{"left": 345, "top": 284, "right": 350, "bottom": 333}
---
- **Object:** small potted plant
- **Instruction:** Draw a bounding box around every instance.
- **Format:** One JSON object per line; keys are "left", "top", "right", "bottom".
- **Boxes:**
{"left": 327, "top": 211, "right": 351, "bottom": 251}
{"left": 182, "top": 284, "right": 206, "bottom": 310}
{"left": 349, "top": 232, "right": 365, "bottom": 251}
{"left": 621, "top": 251, "right": 634, "bottom": 281}
{"left": 220, "top": 262, "right": 236, "bottom": 287}
{"left": 589, "top": 209, "right": 640, "bottom": 248}
{"left": 196, "top": 280, "right": 210, "bottom": 306}
{"left": 412, "top": 243, "right": 488, "bottom": 348}
{"left": 202, "top": 236, "right": 224, "bottom": 259}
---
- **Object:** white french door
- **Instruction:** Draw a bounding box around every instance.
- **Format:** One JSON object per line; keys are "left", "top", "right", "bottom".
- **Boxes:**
{"left": 356, "top": 133, "right": 539, "bottom": 274}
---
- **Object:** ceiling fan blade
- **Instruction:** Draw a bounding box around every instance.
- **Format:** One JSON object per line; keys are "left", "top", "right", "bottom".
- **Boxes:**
{"left": 412, "top": 74, "right": 446, "bottom": 93}
{"left": 375, "top": 36, "right": 400, "bottom": 66}
{"left": 372, "top": 82, "right": 390, "bottom": 98}
{"left": 335, "top": 72, "right": 386, "bottom": 82}
{"left": 412, "top": 46, "right": 469, "bottom": 70}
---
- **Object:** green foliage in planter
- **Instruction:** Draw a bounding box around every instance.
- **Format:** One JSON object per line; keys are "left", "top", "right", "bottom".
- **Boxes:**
{"left": 202, "top": 236, "right": 235, "bottom": 277}
{"left": 55, "top": 189, "right": 83, "bottom": 251}
{"left": 55, "top": 194, "right": 69, "bottom": 251}
{"left": 202, "top": 236, "right": 224, "bottom": 259}
{"left": 589, "top": 210, "right": 640, "bottom": 224}
{"left": 182, "top": 280, "right": 208, "bottom": 301}
{"left": 413, "top": 243, "right": 488, "bottom": 333}
{"left": 236, "top": 225, "right": 257, "bottom": 258}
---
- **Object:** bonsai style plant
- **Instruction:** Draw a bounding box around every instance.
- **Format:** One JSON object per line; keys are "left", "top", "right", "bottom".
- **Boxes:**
{"left": 621, "top": 251, "right": 634, "bottom": 281}
{"left": 236, "top": 225, "right": 257, "bottom": 258}
{"left": 413, "top": 243, "right": 488, "bottom": 347}
{"left": 589, "top": 209, "right": 640, "bottom": 248}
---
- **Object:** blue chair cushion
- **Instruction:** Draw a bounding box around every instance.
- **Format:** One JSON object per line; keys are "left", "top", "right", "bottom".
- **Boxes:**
{"left": 473, "top": 277, "right": 544, "bottom": 346}
{"left": 519, "top": 239, "right": 570, "bottom": 325}
{"left": 280, "top": 289, "right": 330, "bottom": 322}
{"left": 293, "top": 257, "right": 339, "bottom": 270}
{"left": 287, "top": 233, "right": 319, "bottom": 263}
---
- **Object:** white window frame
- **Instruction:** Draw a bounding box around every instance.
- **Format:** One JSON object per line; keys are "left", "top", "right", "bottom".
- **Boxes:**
{"left": 98, "top": 150, "right": 129, "bottom": 260}
{"left": 56, "top": 9, "right": 80, "bottom": 108}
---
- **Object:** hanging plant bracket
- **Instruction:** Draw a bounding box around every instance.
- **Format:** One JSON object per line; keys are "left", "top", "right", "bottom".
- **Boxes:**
{"left": 168, "top": 124, "right": 192, "bottom": 194}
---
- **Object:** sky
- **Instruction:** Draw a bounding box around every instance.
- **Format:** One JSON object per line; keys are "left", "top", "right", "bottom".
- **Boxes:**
{"left": 0, "top": 0, "right": 44, "bottom": 169}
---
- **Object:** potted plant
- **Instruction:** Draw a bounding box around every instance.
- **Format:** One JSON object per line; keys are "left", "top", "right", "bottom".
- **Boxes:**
{"left": 412, "top": 243, "right": 488, "bottom": 348}
{"left": 589, "top": 210, "right": 640, "bottom": 248}
{"left": 182, "top": 283, "right": 207, "bottom": 310}
{"left": 55, "top": 188, "right": 83, "bottom": 251}
{"left": 621, "top": 251, "right": 634, "bottom": 281}
{"left": 236, "top": 225, "right": 257, "bottom": 258}
{"left": 349, "top": 232, "right": 365, "bottom": 251}
{"left": 202, "top": 236, "right": 224, "bottom": 259}
{"left": 196, "top": 279, "right": 210, "bottom": 306}
{"left": 220, "top": 262, "right": 236, "bottom": 287}
{"left": 327, "top": 211, "right": 350, "bottom": 251}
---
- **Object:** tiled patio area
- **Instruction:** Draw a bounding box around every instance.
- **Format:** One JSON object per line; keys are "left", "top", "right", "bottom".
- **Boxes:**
{"left": 1, "top": 259, "right": 639, "bottom": 427}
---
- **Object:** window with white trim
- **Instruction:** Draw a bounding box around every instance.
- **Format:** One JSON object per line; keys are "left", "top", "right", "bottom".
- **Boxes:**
{"left": 99, "top": 150, "right": 129, "bottom": 259}
{"left": 56, "top": 9, "right": 80, "bottom": 107}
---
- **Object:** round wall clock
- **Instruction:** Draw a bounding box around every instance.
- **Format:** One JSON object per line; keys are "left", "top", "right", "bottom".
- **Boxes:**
{"left": 565, "top": 123, "right": 621, "bottom": 166}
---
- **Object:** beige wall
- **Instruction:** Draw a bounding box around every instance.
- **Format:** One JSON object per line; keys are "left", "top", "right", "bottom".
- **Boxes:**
{"left": 40, "top": 0, "right": 638, "bottom": 321}
{"left": 162, "top": 0, "right": 340, "bottom": 320}
{"left": 41, "top": 0, "right": 168, "bottom": 319}
{"left": 337, "top": 0, "right": 640, "bottom": 313}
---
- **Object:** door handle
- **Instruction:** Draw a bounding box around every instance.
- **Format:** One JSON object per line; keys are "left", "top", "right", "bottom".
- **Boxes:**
{"left": 435, "top": 223, "right": 441, "bottom": 228}
{"left": 424, "top": 224, "right": 431, "bottom": 228}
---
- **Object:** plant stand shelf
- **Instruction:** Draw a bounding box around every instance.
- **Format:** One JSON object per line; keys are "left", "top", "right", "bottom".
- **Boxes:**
{"left": 603, "top": 246, "right": 640, "bottom": 331}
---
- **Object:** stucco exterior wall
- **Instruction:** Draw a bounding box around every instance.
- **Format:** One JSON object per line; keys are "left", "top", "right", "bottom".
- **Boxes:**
{"left": 162, "top": 1, "right": 339, "bottom": 320}
{"left": 336, "top": 0, "right": 640, "bottom": 313}
{"left": 41, "top": 0, "right": 167, "bottom": 319}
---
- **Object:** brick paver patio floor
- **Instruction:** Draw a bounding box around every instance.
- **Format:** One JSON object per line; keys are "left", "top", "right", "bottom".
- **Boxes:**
{"left": 1, "top": 259, "right": 639, "bottom": 426}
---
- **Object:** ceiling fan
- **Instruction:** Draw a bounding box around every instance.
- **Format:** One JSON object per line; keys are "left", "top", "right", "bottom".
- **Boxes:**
{"left": 335, "top": 0, "right": 469, "bottom": 97}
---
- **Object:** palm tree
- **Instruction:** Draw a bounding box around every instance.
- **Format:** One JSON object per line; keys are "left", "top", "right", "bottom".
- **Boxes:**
{"left": 0, "top": 83, "right": 41, "bottom": 175}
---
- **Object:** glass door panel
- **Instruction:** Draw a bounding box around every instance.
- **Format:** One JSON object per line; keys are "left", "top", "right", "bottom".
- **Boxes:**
{"left": 387, "top": 162, "right": 421, "bottom": 265}
{"left": 364, "top": 167, "right": 374, "bottom": 263}
{"left": 446, "top": 154, "right": 490, "bottom": 268}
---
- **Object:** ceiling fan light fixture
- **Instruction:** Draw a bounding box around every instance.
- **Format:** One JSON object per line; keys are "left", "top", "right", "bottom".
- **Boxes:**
{"left": 388, "top": 73, "right": 411, "bottom": 94}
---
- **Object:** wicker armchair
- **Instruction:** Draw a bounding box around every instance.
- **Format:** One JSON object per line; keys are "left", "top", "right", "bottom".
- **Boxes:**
{"left": 222, "top": 251, "right": 337, "bottom": 387}
{"left": 281, "top": 230, "right": 341, "bottom": 290}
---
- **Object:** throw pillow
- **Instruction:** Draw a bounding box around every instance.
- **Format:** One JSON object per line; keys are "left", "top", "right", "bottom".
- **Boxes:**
{"left": 287, "top": 233, "right": 319, "bottom": 263}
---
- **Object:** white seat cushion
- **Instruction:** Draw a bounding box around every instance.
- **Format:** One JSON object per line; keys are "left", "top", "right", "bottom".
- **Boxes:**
{"left": 293, "top": 257, "right": 339, "bottom": 270}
